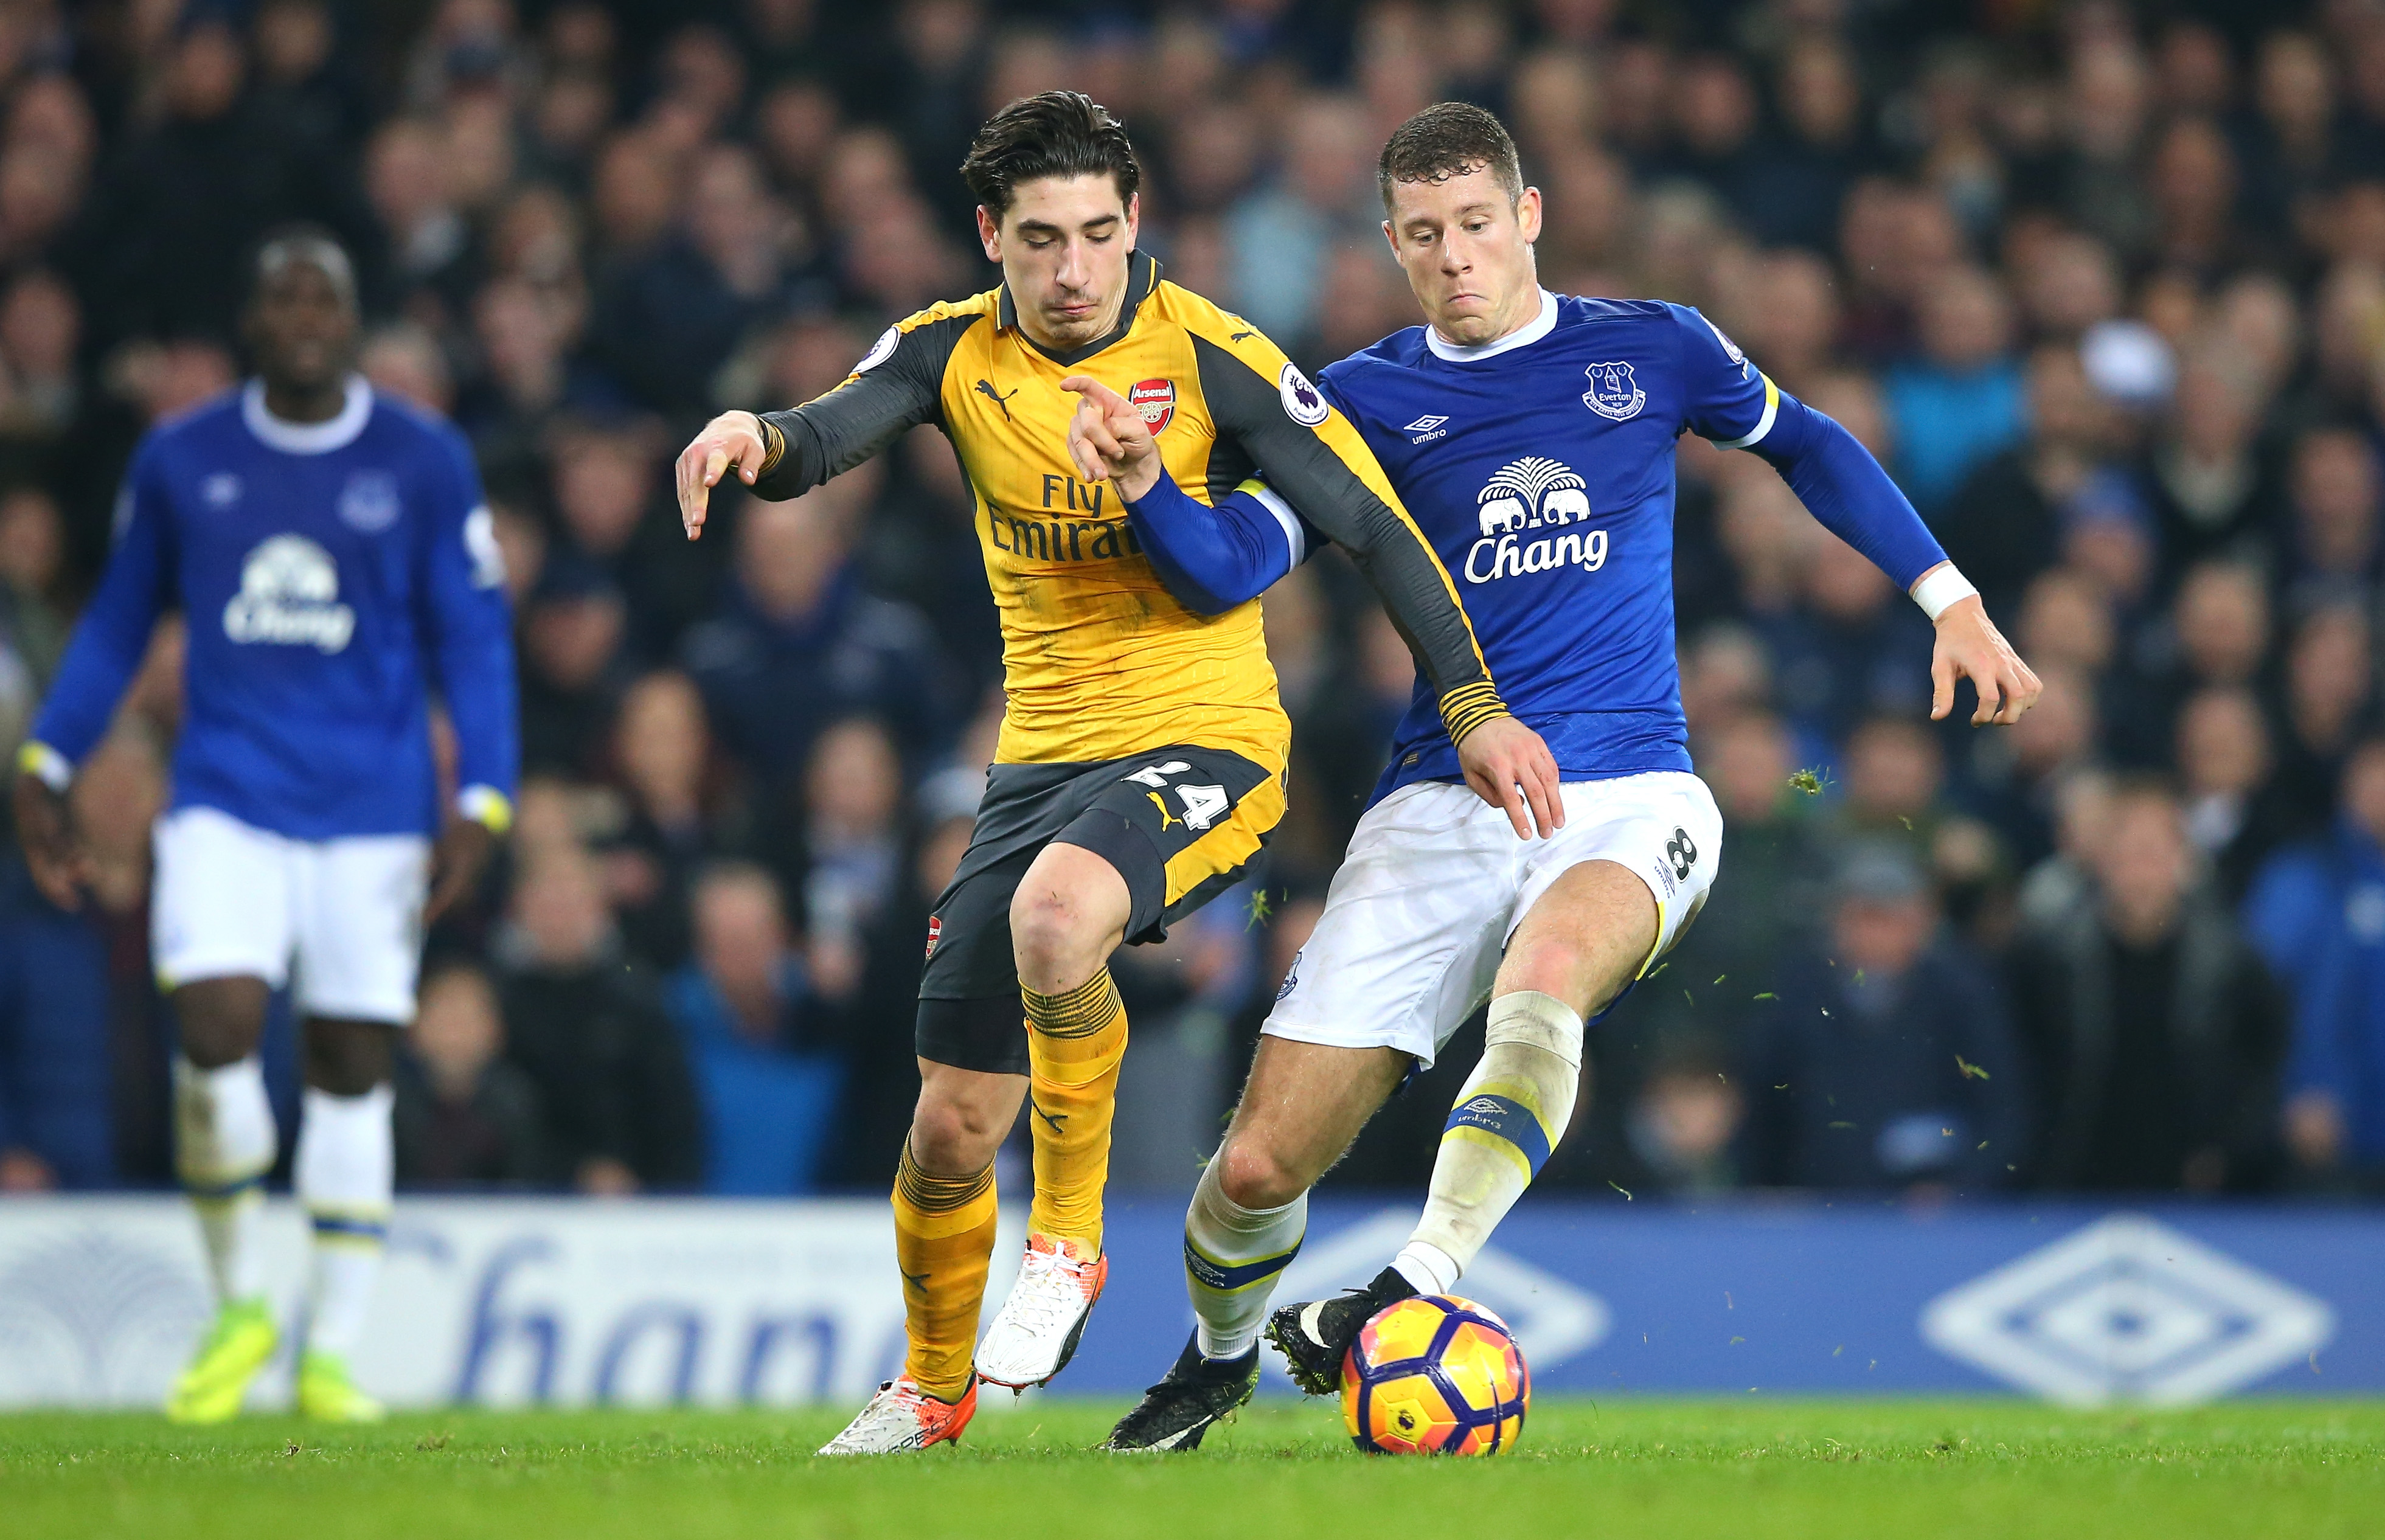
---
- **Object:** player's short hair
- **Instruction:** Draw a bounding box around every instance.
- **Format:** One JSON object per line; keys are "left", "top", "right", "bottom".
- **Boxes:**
{"left": 252, "top": 224, "right": 358, "bottom": 311}
{"left": 960, "top": 89, "right": 1140, "bottom": 220}
{"left": 1378, "top": 101, "right": 1524, "bottom": 212}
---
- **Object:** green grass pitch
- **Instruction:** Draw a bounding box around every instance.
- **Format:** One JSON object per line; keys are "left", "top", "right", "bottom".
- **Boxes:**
{"left": 4, "top": 1398, "right": 2381, "bottom": 1539}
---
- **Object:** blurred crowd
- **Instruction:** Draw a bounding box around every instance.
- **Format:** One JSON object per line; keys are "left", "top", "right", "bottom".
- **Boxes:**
{"left": 1, "top": 0, "right": 2384, "bottom": 1203}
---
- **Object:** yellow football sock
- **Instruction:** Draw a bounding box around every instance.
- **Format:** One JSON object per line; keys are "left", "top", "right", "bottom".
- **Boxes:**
{"left": 1023, "top": 968, "right": 1128, "bottom": 1252}
{"left": 892, "top": 1141, "right": 998, "bottom": 1401}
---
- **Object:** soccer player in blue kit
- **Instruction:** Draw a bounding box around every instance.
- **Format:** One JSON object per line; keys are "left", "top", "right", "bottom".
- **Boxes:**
{"left": 12, "top": 232, "right": 518, "bottom": 1423}
{"left": 1070, "top": 104, "right": 2041, "bottom": 1449}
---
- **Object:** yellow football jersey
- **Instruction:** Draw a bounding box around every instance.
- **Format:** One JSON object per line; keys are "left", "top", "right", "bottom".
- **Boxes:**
{"left": 751, "top": 250, "right": 1506, "bottom": 768}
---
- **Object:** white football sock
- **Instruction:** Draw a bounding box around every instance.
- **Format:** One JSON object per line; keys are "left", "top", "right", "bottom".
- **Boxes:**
{"left": 1406, "top": 990, "right": 1584, "bottom": 1284}
{"left": 1183, "top": 1152, "right": 1306, "bottom": 1362}
{"left": 1392, "top": 1241, "right": 1460, "bottom": 1297}
{"left": 173, "top": 1055, "right": 277, "bottom": 1305}
{"left": 296, "top": 1084, "right": 394, "bottom": 1359}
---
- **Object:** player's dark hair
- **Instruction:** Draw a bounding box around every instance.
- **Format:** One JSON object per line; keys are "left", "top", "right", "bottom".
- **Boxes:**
{"left": 251, "top": 223, "right": 358, "bottom": 311}
{"left": 1378, "top": 102, "right": 1524, "bottom": 211}
{"left": 960, "top": 90, "right": 1140, "bottom": 219}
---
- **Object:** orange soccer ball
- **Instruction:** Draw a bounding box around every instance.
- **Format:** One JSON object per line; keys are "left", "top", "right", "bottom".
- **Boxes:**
{"left": 1341, "top": 1294, "right": 1530, "bottom": 1455}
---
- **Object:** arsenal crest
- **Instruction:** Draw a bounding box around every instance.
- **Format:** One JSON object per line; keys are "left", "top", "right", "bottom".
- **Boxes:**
{"left": 1582, "top": 360, "right": 1646, "bottom": 421}
{"left": 1130, "top": 378, "right": 1176, "bottom": 433}
{"left": 924, "top": 915, "right": 942, "bottom": 960}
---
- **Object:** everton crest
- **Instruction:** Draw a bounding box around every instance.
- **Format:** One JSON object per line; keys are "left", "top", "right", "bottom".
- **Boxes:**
{"left": 1582, "top": 361, "right": 1645, "bottom": 421}
{"left": 337, "top": 470, "right": 401, "bottom": 533}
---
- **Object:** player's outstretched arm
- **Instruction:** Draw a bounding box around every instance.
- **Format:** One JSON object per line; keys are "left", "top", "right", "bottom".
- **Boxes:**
{"left": 677, "top": 313, "right": 973, "bottom": 540}
{"left": 1675, "top": 304, "right": 2041, "bottom": 727}
{"left": 1925, "top": 579, "right": 2041, "bottom": 726}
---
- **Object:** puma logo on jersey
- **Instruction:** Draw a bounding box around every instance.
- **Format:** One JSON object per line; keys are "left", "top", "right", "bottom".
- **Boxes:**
{"left": 223, "top": 535, "right": 356, "bottom": 653}
{"left": 1147, "top": 791, "right": 1182, "bottom": 831}
{"left": 974, "top": 379, "right": 1019, "bottom": 420}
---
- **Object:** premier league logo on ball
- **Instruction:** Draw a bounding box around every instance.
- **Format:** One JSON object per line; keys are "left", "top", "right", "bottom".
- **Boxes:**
{"left": 1581, "top": 361, "right": 1645, "bottom": 421}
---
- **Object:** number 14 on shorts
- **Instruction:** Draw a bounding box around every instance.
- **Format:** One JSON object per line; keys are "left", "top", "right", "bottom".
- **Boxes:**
{"left": 1122, "top": 760, "right": 1229, "bottom": 831}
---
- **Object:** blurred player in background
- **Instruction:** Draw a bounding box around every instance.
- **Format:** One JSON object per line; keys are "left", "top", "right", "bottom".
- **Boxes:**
{"left": 1069, "top": 103, "right": 2039, "bottom": 1449}
{"left": 675, "top": 91, "right": 1554, "bottom": 1455}
{"left": 12, "top": 232, "right": 518, "bottom": 1423}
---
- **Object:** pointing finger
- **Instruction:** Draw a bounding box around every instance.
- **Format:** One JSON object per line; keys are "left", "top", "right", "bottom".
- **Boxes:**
{"left": 1067, "top": 414, "right": 1105, "bottom": 484}
{"left": 1060, "top": 374, "right": 1133, "bottom": 415}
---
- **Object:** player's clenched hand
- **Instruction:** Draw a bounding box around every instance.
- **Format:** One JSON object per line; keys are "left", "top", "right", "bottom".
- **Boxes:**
{"left": 1060, "top": 376, "right": 1163, "bottom": 500}
{"left": 13, "top": 771, "right": 84, "bottom": 911}
{"left": 1457, "top": 715, "right": 1564, "bottom": 840}
{"left": 675, "top": 411, "right": 769, "bottom": 541}
{"left": 425, "top": 818, "right": 497, "bottom": 926}
{"left": 1929, "top": 594, "right": 2041, "bottom": 726}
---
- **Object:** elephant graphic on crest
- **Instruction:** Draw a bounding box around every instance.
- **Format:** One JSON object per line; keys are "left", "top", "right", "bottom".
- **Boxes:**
{"left": 1476, "top": 456, "right": 1591, "bottom": 536}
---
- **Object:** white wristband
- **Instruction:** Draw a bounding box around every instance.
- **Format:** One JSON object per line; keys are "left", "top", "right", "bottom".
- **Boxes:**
{"left": 1911, "top": 563, "right": 1979, "bottom": 622}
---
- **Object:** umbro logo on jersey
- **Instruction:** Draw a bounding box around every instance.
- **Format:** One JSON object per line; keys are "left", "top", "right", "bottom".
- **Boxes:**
{"left": 1404, "top": 414, "right": 1450, "bottom": 443}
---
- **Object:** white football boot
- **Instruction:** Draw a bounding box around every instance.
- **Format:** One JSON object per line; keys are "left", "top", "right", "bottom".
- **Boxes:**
{"left": 816, "top": 1375, "right": 979, "bottom": 1455}
{"left": 974, "top": 1233, "right": 1109, "bottom": 1390}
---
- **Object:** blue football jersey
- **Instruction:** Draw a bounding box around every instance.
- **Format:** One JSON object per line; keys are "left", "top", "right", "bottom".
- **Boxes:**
{"left": 29, "top": 378, "right": 519, "bottom": 840}
{"left": 1319, "top": 291, "right": 1780, "bottom": 802}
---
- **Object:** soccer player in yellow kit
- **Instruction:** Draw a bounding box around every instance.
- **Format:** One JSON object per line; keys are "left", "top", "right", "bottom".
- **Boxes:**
{"left": 673, "top": 91, "right": 1558, "bottom": 1454}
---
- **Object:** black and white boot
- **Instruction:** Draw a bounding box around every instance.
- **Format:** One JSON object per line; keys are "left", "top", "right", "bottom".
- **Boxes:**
{"left": 1264, "top": 1267, "right": 1416, "bottom": 1396}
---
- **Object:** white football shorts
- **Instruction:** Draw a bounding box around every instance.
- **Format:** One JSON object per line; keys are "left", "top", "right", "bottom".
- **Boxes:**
{"left": 151, "top": 806, "right": 431, "bottom": 1024}
{"left": 1263, "top": 771, "right": 1723, "bottom": 1069}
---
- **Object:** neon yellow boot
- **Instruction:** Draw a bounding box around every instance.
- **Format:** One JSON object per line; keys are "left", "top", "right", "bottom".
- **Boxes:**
{"left": 165, "top": 1297, "right": 277, "bottom": 1424}
{"left": 297, "top": 1349, "right": 384, "bottom": 1423}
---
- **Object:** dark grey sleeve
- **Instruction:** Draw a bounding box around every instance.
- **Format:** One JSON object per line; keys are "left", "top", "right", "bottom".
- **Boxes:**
{"left": 1191, "top": 334, "right": 1506, "bottom": 741}
{"left": 750, "top": 316, "right": 975, "bottom": 501}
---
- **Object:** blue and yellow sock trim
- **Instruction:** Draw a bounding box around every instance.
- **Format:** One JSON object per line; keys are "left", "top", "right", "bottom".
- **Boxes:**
{"left": 184, "top": 1171, "right": 266, "bottom": 1203}
{"left": 1442, "top": 1089, "right": 1554, "bottom": 1182}
{"left": 1183, "top": 1235, "right": 1303, "bottom": 1295}
{"left": 307, "top": 1210, "right": 390, "bottom": 1249}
